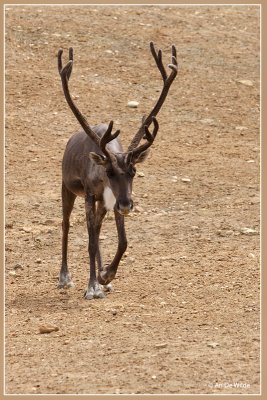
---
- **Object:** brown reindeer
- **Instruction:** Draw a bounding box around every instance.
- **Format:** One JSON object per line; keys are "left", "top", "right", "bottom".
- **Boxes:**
{"left": 57, "top": 43, "right": 178, "bottom": 299}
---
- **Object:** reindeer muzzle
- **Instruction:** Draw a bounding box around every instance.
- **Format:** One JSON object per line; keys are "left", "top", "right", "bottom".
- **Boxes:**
{"left": 117, "top": 200, "right": 133, "bottom": 216}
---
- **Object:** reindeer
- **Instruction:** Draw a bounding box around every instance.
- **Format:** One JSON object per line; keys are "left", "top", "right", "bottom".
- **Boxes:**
{"left": 57, "top": 42, "right": 177, "bottom": 299}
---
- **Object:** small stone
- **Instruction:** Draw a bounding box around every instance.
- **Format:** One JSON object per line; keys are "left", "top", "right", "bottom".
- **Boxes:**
{"left": 235, "top": 126, "right": 248, "bottom": 131}
{"left": 22, "top": 227, "right": 31, "bottom": 233}
{"left": 248, "top": 253, "right": 256, "bottom": 259}
{"left": 39, "top": 325, "right": 59, "bottom": 334}
{"left": 181, "top": 178, "right": 191, "bottom": 183}
{"left": 236, "top": 79, "right": 253, "bottom": 86}
{"left": 44, "top": 219, "right": 55, "bottom": 225}
{"left": 9, "top": 271, "right": 17, "bottom": 276}
{"left": 151, "top": 375, "right": 157, "bottom": 379}
{"left": 207, "top": 342, "right": 219, "bottom": 348}
{"left": 36, "top": 258, "right": 42, "bottom": 264}
{"left": 127, "top": 101, "right": 139, "bottom": 108}
{"left": 134, "top": 206, "right": 144, "bottom": 213}
{"left": 240, "top": 227, "right": 258, "bottom": 235}
{"left": 155, "top": 343, "right": 168, "bottom": 349}
{"left": 246, "top": 160, "right": 255, "bottom": 163}
{"left": 14, "top": 263, "right": 23, "bottom": 270}
{"left": 137, "top": 171, "right": 145, "bottom": 177}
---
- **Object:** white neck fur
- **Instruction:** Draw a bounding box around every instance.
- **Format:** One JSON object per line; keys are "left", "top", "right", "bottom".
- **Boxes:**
{"left": 103, "top": 187, "right": 116, "bottom": 211}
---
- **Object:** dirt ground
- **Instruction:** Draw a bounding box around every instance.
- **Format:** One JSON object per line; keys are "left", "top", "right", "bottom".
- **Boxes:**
{"left": 5, "top": 5, "right": 260, "bottom": 395}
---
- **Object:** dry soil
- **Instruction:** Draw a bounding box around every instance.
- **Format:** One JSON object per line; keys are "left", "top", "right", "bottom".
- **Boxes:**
{"left": 5, "top": 5, "right": 260, "bottom": 395}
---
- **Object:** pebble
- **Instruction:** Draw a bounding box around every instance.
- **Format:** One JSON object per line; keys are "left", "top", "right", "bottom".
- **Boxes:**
{"left": 235, "top": 126, "right": 248, "bottom": 131}
{"left": 39, "top": 325, "right": 59, "bottom": 334}
{"left": 236, "top": 79, "right": 254, "bottom": 86}
{"left": 137, "top": 171, "right": 145, "bottom": 177}
{"left": 181, "top": 178, "right": 191, "bottom": 183}
{"left": 127, "top": 101, "right": 139, "bottom": 108}
{"left": 155, "top": 343, "right": 168, "bottom": 349}
{"left": 240, "top": 227, "right": 258, "bottom": 235}
{"left": 14, "top": 263, "right": 24, "bottom": 270}
{"left": 207, "top": 342, "right": 219, "bottom": 348}
{"left": 36, "top": 258, "right": 42, "bottom": 264}
{"left": 44, "top": 219, "right": 56, "bottom": 225}
{"left": 22, "top": 227, "right": 32, "bottom": 233}
{"left": 134, "top": 205, "right": 144, "bottom": 213}
{"left": 248, "top": 253, "right": 256, "bottom": 259}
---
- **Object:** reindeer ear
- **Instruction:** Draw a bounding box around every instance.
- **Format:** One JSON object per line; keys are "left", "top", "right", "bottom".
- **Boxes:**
{"left": 134, "top": 149, "right": 150, "bottom": 164}
{"left": 89, "top": 152, "right": 107, "bottom": 166}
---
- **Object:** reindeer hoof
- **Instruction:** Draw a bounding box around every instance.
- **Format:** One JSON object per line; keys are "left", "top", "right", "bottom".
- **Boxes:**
{"left": 58, "top": 281, "right": 75, "bottom": 289}
{"left": 84, "top": 285, "right": 105, "bottom": 300}
{"left": 103, "top": 283, "right": 113, "bottom": 292}
{"left": 58, "top": 273, "right": 74, "bottom": 289}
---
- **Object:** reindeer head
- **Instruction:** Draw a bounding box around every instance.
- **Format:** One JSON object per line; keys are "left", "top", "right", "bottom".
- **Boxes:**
{"left": 88, "top": 119, "right": 158, "bottom": 215}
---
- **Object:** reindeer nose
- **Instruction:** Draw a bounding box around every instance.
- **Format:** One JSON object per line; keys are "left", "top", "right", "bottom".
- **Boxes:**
{"left": 117, "top": 200, "right": 133, "bottom": 216}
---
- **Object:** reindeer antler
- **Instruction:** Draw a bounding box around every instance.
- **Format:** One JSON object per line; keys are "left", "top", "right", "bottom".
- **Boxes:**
{"left": 130, "top": 117, "right": 159, "bottom": 158}
{"left": 99, "top": 121, "right": 120, "bottom": 159}
{"left": 128, "top": 42, "right": 178, "bottom": 153}
{"left": 58, "top": 48, "right": 119, "bottom": 158}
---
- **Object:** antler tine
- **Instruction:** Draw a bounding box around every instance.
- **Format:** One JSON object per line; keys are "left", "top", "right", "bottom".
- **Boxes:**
{"left": 67, "top": 47, "right": 74, "bottom": 80}
{"left": 100, "top": 121, "right": 121, "bottom": 159}
{"left": 58, "top": 48, "right": 63, "bottom": 74}
{"left": 127, "top": 42, "right": 178, "bottom": 153}
{"left": 150, "top": 42, "right": 167, "bottom": 82}
{"left": 58, "top": 47, "right": 73, "bottom": 80}
{"left": 131, "top": 116, "right": 159, "bottom": 158}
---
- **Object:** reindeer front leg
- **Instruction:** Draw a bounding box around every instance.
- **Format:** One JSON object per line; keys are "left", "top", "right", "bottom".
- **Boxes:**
{"left": 98, "top": 209, "right": 127, "bottom": 285}
{"left": 84, "top": 193, "right": 105, "bottom": 300}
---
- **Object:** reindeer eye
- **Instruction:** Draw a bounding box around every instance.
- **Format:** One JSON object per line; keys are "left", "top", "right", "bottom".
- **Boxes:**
{"left": 106, "top": 168, "right": 115, "bottom": 179}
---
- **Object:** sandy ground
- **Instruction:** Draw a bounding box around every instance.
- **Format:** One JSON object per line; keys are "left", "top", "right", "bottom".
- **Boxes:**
{"left": 5, "top": 5, "right": 260, "bottom": 395}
